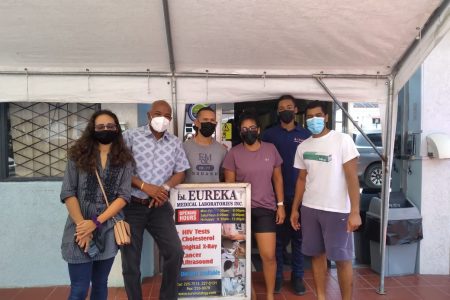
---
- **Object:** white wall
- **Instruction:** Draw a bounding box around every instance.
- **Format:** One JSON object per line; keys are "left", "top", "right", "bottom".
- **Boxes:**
{"left": 420, "top": 31, "right": 450, "bottom": 275}
{"left": 101, "top": 103, "right": 139, "bottom": 129}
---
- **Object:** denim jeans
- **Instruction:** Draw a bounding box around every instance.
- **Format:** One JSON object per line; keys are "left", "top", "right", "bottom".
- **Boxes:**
{"left": 67, "top": 257, "right": 115, "bottom": 300}
{"left": 276, "top": 203, "right": 304, "bottom": 279}
{"left": 121, "top": 201, "right": 184, "bottom": 300}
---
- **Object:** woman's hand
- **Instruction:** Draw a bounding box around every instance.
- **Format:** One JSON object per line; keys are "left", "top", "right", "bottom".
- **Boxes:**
{"left": 276, "top": 205, "right": 286, "bottom": 225}
{"left": 76, "top": 220, "right": 97, "bottom": 240}
{"left": 76, "top": 233, "right": 93, "bottom": 252}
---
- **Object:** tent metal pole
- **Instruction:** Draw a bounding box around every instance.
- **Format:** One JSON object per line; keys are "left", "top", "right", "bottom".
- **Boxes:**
{"left": 162, "top": 0, "right": 178, "bottom": 135}
{"left": 0, "top": 70, "right": 173, "bottom": 76}
{"left": 0, "top": 70, "right": 390, "bottom": 80}
{"left": 162, "top": 0, "right": 176, "bottom": 74}
{"left": 176, "top": 72, "right": 389, "bottom": 80}
{"left": 170, "top": 75, "right": 178, "bottom": 135}
{"left": 315, "top": 77, "right": 385, "bottom": 161}
{"left": 377, "top": 78, "right": 395, "bottom": 295}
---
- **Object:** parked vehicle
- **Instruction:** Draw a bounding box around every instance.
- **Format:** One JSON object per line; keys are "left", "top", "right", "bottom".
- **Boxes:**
{"left": 353, "top": 131, "right": 383, "bottom": 189}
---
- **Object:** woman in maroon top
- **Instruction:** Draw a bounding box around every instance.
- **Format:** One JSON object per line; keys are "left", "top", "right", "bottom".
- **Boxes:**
{"left": 223, "top": 112, "right": 285, "bottom": 300}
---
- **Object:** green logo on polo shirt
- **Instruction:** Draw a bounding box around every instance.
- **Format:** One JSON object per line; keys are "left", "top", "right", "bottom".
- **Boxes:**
{"left": 303, "top": 151, "right": 332, "bottom": 162}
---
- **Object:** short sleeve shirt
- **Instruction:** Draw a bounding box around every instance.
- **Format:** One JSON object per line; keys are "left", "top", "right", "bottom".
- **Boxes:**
{"left": 222, "top": 142, "right": 283, "bottom": 211}
{"left": 262, "top": 124, "right": 311, "bottom": 199}
{"left": 183, "top": 139, "right": 227, "bottom": 183}
{"left": 123, "top": 125, "right": 190, "bottom": 198}
{"left": 294, "top": 130, "right": 359, "bottom": 213}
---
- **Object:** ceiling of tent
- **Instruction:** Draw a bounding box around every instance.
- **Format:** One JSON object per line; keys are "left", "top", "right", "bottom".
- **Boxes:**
{"left": 0, "top": 0, "right": 443, "bottom": 75}
{"left": 0, "top": 0, "right": 170, "bottom": 72}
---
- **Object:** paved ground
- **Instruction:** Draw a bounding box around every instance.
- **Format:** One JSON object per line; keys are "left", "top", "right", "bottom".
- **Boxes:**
{"left": 0, "top": 267, "right": 449, "bottom": 300}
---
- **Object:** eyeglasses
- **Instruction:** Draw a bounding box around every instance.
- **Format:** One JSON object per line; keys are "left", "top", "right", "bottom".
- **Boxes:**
{"left": 94, "top": 123, "right": 117, "bottom": 131}
{"left": 240, "top": 125, "right": 258, "bottom": 133}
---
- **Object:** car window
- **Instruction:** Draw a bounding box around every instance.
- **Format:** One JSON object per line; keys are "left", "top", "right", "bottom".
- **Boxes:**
{"left": 368, "top": 134, "right": 382, "bottom": 147}
{"left": 355, "top": 133, "right": 382, "bottom": 147}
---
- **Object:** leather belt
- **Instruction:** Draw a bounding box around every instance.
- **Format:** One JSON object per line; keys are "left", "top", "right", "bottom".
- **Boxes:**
{"left": 131, "top": 196, "right": 152, "bottom": 206}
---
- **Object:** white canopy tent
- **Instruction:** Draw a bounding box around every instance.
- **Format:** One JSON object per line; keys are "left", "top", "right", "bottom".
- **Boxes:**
{"left": 0, "top": 0, "right": 447, "bottom": 103}
{"left": 0, "top": 0, "right": 449, "bottom": 293}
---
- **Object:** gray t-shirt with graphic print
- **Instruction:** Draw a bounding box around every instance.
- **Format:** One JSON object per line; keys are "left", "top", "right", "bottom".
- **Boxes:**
{"left": 183, "top": 139, "right": 227, "bottom": 183}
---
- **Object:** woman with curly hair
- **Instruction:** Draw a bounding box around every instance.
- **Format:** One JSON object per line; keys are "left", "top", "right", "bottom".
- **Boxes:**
{"left": 60, "top": 110, "right": 134, "bottom": 300}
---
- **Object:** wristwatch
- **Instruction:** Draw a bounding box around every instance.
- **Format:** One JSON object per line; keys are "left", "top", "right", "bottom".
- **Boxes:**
{"left": 162, "top": 184, "right": 171, "bottom": 191}
{"left": 277, "top": 202, "right": 284, "bottom": 206}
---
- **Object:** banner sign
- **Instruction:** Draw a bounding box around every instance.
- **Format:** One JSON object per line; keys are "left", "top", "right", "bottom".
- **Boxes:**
{"left": 170, "top": 183, "right": 251, "bottom": 299}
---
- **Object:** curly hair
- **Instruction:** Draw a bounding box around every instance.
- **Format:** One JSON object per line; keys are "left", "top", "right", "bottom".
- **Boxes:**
{"left": 68, "top": 110, "right": 134, "bottom": 172}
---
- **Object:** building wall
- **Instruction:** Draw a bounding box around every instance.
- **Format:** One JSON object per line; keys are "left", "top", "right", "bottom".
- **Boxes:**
{"left": 0, "top": 103, "right": 155, "bottom": 288}
{"left": 102, "top": 103, "right": 139, "bottom": 129}
{"left": 420, "top": 31, "right": 450, "bottom": 275}
{"left": 0, "top": 182, "right": 144, "bottom": 288}
{"left": 0, "top": 182, "right": 70, "bottom": 287}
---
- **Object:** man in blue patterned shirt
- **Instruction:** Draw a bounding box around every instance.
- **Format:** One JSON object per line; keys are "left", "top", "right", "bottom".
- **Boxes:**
{"left": 121, "top": 100, "right": 190, "bottom": 300}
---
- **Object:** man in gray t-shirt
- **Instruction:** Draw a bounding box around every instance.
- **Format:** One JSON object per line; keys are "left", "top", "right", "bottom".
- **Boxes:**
{"left": 183, "top": 107, "right": 227, "bottom": 183}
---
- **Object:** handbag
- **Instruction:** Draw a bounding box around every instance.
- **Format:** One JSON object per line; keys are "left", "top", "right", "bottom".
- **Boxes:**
{"left": 95, "top": 169, "right": 131, "bottom": 246}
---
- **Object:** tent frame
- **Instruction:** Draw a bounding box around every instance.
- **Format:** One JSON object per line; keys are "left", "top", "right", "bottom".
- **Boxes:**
{"left": 1, "top": 0, "right": 448, "bottom": 294}
{"left": 0, "top": 30, "right": 413, "bottom": 300}
{"left": 0, "top": 67, "right": 395, "bottom": 294}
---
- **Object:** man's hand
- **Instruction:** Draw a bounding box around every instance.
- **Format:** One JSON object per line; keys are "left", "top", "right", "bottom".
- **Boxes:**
{"left": 276, "top": 206, "right": 285, "bottom": 225}
{"left": 148, "top": 196, "right": 167, "bottom": 208}
{"left": 290, "top": 210, "right": 301, "bottom": 231}
{"left": 142, "top": 183, "right": 169, "bottom": 205}
{"left": 347, "top": 211, "right": 362, "bottom": 232}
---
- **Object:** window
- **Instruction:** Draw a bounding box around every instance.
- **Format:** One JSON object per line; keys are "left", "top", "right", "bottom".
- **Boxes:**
{"left": 4, "top": 102, "right": 99, "bottom": 179}
{"left": 354, "top": 132, "right": 382, "bottom": 147}
{"left": 367, "top": 133, "right": 382, "bottom": 147}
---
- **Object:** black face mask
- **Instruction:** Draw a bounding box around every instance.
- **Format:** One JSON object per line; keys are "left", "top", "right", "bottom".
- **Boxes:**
{"left": 93, "top": 130, "right": 118, "bottom": 145}
{"left": 241, "top": 131, "right": 259, "bottom": 145}
{"left": 199, "top": 122, "right": 216, "bottom": 137}
{"left": 278, "top": 110, "right": 295, "bottom": 124}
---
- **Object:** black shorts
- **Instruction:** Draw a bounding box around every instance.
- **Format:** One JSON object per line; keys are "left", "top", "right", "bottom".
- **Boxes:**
{"left": 251, "top": 207, "right": 276, "bottom": 233}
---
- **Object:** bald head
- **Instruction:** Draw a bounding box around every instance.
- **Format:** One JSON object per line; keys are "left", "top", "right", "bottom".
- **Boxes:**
{"left": 148, "top": 100, "right": 172, "bottom": 120}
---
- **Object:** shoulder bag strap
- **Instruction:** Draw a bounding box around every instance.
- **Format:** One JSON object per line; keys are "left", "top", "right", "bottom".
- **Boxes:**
{"left": 94, "top": 169, "right": 110, "bottom": 208}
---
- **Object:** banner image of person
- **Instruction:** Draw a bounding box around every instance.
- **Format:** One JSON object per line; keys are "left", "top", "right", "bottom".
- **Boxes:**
{"left": 170, "top": 183, "right": 251, "bottom": 299}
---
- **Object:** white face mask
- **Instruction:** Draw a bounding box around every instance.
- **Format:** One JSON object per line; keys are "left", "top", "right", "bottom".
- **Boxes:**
{"left": 150, "top": 116, "right": 170, "bottom": 133}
